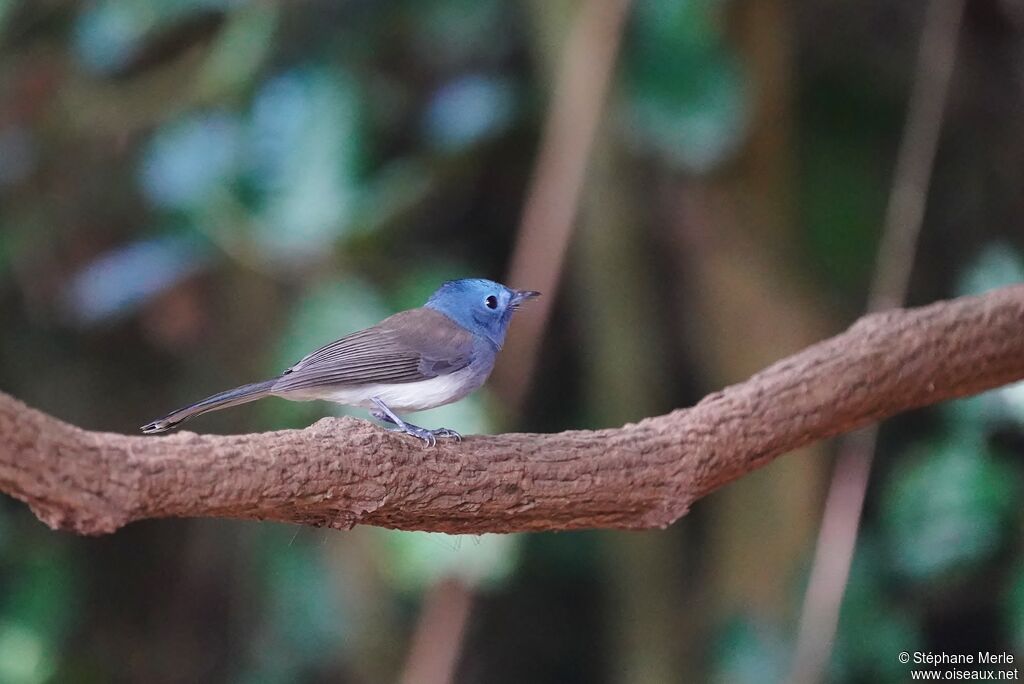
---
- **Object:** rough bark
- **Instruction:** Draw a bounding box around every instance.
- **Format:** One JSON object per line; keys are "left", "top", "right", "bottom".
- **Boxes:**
{"left": 0, "top": 285, "right": 1022, "bottom": 536}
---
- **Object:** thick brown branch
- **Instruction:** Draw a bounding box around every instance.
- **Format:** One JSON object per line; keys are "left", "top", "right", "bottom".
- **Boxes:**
{"left": 1, "top": 285, "right": 1023, "bottom": 536}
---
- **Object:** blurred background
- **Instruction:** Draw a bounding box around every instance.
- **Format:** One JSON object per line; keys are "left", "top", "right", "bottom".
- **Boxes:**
{"left": 1, "top": 0, "right": 1024, "bottom": 682}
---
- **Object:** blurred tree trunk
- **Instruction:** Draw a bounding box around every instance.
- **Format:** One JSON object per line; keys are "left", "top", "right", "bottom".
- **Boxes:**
{"left": 671, "top": 0, "right": 832, "bottom": 637}
{"left": 575, "top": 133, "right": 696, "bottom": 683}
{"left": 325, "top": 529, "right": 406, "bottom": 684}
{"left": 524, "top": 1, "right": 694, "bottom": 680}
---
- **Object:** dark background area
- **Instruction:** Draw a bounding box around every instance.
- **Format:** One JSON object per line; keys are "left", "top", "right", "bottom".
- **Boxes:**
{"left": 1, "top": 0, "right": 1024, "bottom": 682}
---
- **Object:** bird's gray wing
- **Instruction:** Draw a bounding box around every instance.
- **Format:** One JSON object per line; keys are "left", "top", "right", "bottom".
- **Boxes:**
{"left": 271, "top": 307, "right": 477, "bottom": 392}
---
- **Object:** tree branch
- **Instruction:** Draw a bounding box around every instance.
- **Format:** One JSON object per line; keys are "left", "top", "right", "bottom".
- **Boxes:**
{"left": 1, "top": 285, "right": 1023, "bottom": 536}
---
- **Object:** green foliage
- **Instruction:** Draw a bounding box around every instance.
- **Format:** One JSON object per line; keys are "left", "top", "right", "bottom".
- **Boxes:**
{"left": 0, "top": 623, "right": 52, "bottom": 684}
{"left": 136, "top": 61, "right": 367, "bottom": 267}
{"left": 195, "top": 4, "right": 279, "bottom": 98}
{"left": 0, "top": 0, "right": 13, "bottom": 38}
{"left": 0, "top": 526, "right": 77, "bottom": 684}
{"left": 832, "top": 539, "right": 923, "bottom": 682}
{"left": 400, "top": 0, "right": 508, "bottom": 68}
{"left": 1005, "top": 563, "right": 1024, "bottom": 654}
{"left": 141, "top": 112, "right": 242, "bottom": 211}
{"left": 623, "top": 0, "right": 747, "bottom": 171}
{"left": 235, "top": 529, "right": 347, "bottom": 684}
{"left": 244, "top": 67, "right": 364, "bottom": 262}
{"left": 880, "top": 434, "right": 1017, "bottom": 582}
{"left": 378, "top": 531, "right": 520, "bottom": 593}
{"left": 801, "top": 135, "right": 887, "bottom": 293}
{"left": 799, "top": 79, "right": 895, "bottom": 294}
{"left": 712, "top": 617, "right": 788, "bottom": 684}
{"left": 421, "top": 74, "right": 517, "bottom": 152}
{"left": 0, "top": 228, "right": 7, "bottom": 280}
{"left": 958, "top": 242, "right": 1024, "bottom": 297}
{"left": 74, "top": 0, "right": 238, "bottom": 75}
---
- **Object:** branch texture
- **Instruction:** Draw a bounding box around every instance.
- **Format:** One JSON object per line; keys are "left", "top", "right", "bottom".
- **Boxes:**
{"left": 1, "top": 285, "right": 1023, "bottom": 536}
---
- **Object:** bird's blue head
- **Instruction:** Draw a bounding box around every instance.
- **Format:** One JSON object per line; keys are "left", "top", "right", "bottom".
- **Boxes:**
{"left": 425, "top": 278, "right": 540, "bottom": 349}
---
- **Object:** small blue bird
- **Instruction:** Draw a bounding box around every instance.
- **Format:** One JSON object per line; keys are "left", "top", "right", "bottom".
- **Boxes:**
{"left": 141, "top": 279, "right": 540, "bottom": 445}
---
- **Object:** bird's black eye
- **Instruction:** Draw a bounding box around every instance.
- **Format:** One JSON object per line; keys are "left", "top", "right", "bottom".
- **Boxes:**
{"left": 485, "top": 295, "right": 498, "bottom": 309}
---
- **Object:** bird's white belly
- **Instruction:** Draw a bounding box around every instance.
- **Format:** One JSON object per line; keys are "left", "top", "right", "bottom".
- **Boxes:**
{"left": 284, "top": 367, "right": 483, "bottom": 412}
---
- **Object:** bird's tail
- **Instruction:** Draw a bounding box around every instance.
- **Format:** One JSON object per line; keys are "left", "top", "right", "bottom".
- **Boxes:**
{"left": 140, "top": 379, "right": 277, "bottom": 434}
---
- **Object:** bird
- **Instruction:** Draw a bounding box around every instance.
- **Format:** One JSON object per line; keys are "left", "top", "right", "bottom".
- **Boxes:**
{"left": 141, "top": 278, "right": 540, "bottom": 445}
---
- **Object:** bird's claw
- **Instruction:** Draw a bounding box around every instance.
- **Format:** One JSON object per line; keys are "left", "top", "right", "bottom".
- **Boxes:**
{"left": 406, "top": 425, "right": 437, "bottom": 447}
{"left": 377, "top": 421, "right": 462, "bottom": 447}
{"left": 399, "top": 425, "right": 461, "bottom": 446}
{"left": 370, "top": 400, "right": 460, "bottom": 447}
{"left": 431, "top": 427, "right": 463, "bottom": 442}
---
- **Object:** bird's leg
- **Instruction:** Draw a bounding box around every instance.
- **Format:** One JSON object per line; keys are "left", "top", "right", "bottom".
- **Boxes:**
{"left": 370, "top": 398, "right": 462, "bottom": 446}
{"left": 370, "top": 409, "right": 398, "bottom": 426}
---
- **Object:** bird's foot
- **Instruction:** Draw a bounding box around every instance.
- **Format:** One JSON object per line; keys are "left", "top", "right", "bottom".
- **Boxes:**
{"left": 429, "top": 427, "right": 463, "bottom": 442}
{"left": 387, "top": 423, "right": 462, "bottom": 447}
{"left": 371, "top": 409, "right": 462, "bottom": 446}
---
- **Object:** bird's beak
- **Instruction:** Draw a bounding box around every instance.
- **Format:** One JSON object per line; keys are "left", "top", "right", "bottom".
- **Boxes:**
{"left": 510, "top": 289, "right": 541, "bottom": 308}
